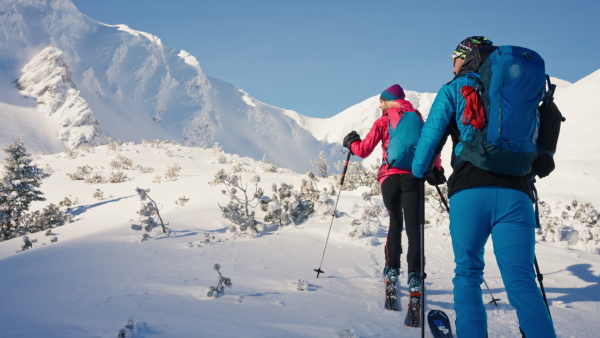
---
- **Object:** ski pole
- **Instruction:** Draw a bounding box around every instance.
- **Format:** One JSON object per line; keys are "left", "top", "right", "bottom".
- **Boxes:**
{"left": 314, "top": 151, "right": 352, "bottom": 278}
{"left": 482, "top": 278, "right": 500, "bottom": 306}
{"left": 434, "top": 185, "right": 501, "bottom": 306}
{"left": 434, "top": 185, "right": 449, "bottom": 212}
{"left": 529, "top": 175, "right": 552, "bottom": 318}
{"left": 419, "top": 179, "right": 426, "bottom": 338}
{"left": 534, "top": 255, "right": 551, "bottom": 318}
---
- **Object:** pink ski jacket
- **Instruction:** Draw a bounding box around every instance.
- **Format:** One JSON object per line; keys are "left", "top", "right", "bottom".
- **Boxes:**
{"left": 349, "top": 99, "right": 441, "bottom": 185}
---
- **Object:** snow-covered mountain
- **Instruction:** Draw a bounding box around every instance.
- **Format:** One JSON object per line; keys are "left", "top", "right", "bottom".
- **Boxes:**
{"left": 0, "top": 0, "right": 343, "bottom": 172}
{"left": 1, "top": 0, "right": 598, "bottom": 176}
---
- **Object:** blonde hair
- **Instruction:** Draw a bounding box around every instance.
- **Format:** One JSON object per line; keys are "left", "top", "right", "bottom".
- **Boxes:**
{"left": 380, "top": 100, "right": 401, "bottom": 113}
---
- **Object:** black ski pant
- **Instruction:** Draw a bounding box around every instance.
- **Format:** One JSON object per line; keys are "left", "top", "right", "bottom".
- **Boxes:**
{"left": 381, "top": 174, "right": 421, "bottom": 276}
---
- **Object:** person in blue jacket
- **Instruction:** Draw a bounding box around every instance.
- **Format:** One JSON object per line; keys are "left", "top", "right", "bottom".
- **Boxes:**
{"left": 411, "top": 36, "right": 556, "bottom": 337}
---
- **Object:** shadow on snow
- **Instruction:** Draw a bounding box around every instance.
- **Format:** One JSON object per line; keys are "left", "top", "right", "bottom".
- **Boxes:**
{"left": 67, "top": 195, "right": 136, "bottom": 217}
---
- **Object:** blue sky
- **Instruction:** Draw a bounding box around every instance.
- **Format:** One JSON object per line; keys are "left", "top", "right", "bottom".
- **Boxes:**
{"left": 71, "top": 0, "right": 599, "bottom": 118}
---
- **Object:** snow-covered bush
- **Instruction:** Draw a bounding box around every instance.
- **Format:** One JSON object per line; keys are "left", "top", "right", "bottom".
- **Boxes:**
{"left": 562, "top": 200, "right": 598, "bottom": 227}
{"left": 333, "top": 160, "right": 378, "bottom": 192}
{"left": 150, "top": 163, "right": 180, "bottom": 183}
{"left": 67, "top": 165, "right": 93, "bottom": 180}
{"left": 264, "top": 173, "right": 324, "bottom": 226}
{"left": 312, "top": 188, "right": 335, "bottom": 220}
{"left": 296, "top": 279, "right": 308, "bottom": 291}
{"left": 141, "top": 139, "right": 179, "bottom": 149}
{"left": 106, "top": 140, "right": 123, "bottom": 152}
{"left": 218, "top": 174, "right": 263, "bottom": 235}
{"left": 264, "top": 164, "right": 278, "bottom": 173}
{"left": 20, "top": 235, "right": 33, "bottom": 252}
{"left": 110, "top": 155, "right": 133, "bottom": 170}
{"left": 19, "top": 203, "right": 72, "bottom": 236}
{"left": 63, "top": 148, "right": 78, "bottom": 159}
{"left": 84, "top": 173, "right": 106, "bottom": 184}
{"left": 537, "top": 200, "right": 600, "bottom": 254}
{"left": 175, "top": 196, "right": 189, "bottom": 207}
{"left": 131, "top": 188, "right": 168, "bottom": 236}
{"left": 57, "top": 196, "right": 78, "bottom": 210}
{"left": 207, "top": 264, "right": 232, "bottom": 298}
{"left": 340, "top": 328, "right": 357, "bottom": 338}
{"left": 299, "top": 171, "right": 320, "bottom": 201}
{"left": 422, "top": 185, "right": 451, "bottom": 230}
{"left": 262, "top": 194, "right": 289, "bottom": 226}
{"left": 310, "top": 151, "right": 329, "bottom": 178}
{"left": 164, "top": 163, "right": 181, "bottom": 181}
{"left": 260, "top": 155, "right": 278, "bottom": 173}
{"left": 93, "top": 189, "right": 104, "bottom": 200}
{"left": 348, "top": 192, "right": 384, "bottom": 238}
{"left": 217, "top": 154, "right": 229, "bottom": 164}
{"left": 117, "top": 319, "right": 135, "bottom": 338}
{"left": 425, "top": 185, "right": 448, "bottom": 215}
{"left": 231, "top": 162, "right": 245, "bottom": 173}
{"left": 209, "top": 169, "right": 228, "bottom": 186}
{"left": 212, "top": 143, "right": 223, "bottom": 153}
{"left": 214, "top": 168, "right": 320, "bottom": 235}
{"left": 107, "top": 171, "right": 128, "bottom": 183}
{"left": 137, "top": 165, "right": 154, "bottom": 174}
{"left": 77, "top": 144, "right": 95, "bottom": 154}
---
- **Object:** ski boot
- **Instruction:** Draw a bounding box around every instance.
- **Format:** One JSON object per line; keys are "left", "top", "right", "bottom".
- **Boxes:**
{"left": 384, "top": 266, "right": 399, "bottom": 285}
{"left": 407, "top": 271, "right": 422, "bottom": 296}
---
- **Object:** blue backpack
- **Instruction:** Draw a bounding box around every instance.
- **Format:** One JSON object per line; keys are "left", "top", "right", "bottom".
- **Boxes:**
{"left": 385, "top": 111, "right": 424, "bottom": 171}
{"left": 456, "top": 45, "right": 547, "bottom": 176}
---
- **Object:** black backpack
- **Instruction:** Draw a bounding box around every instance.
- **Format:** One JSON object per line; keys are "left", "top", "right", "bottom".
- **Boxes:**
{"left": 532, "top": 76, "right": 566, "bottom": 178}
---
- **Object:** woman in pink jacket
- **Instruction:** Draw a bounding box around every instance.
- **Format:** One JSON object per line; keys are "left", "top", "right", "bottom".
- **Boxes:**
{"left": 343, "top": 84, "right": 443, "bottom": 296}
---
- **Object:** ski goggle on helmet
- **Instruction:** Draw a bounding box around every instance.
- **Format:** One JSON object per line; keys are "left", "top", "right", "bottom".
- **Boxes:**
{"left": 451, "top": 36, "right": 493, "bottom": 63}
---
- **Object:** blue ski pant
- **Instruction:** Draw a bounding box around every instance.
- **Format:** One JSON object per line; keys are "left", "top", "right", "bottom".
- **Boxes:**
{"left": 449, "top": 187, "right": 556, "bottom": 338}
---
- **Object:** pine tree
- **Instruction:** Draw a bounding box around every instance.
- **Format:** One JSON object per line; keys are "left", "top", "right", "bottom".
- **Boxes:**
{"left": 0, "top": 138, "right": 49, "bottom": 240}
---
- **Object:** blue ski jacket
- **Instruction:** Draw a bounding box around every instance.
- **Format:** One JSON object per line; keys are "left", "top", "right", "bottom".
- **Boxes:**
{"left": 412, "top": 75, "right": 534, "bottom": 199}
{"left": 412, "top": 75, "right": 474, "bottom": 178}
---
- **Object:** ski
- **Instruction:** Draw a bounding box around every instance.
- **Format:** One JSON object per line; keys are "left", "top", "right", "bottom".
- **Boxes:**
{"left": 384, "top": 281, "right": 400, "bottom": 311}
{"left": 404, "top": 294, "right": 421, "bottom": 327}
{"left": 427, "top": 310, "right": 453, "bottom": 338}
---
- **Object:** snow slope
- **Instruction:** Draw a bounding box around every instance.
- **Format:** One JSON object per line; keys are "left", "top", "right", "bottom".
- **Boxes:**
{"left": 0, "top": 123, "right": 598, "bottom": 337}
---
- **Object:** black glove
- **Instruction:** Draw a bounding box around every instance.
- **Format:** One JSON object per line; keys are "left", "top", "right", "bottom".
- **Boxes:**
{"left": 343, "top": 131, "right": 361, "bottom": 153}
{"left": 426, "top": 166, "right": 447, "bottom": 186}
